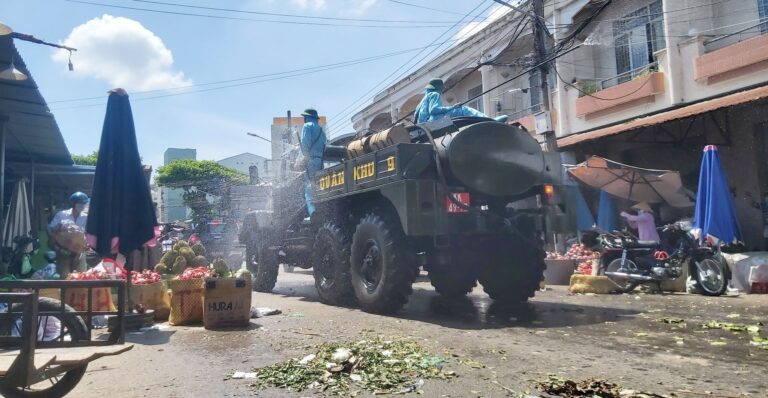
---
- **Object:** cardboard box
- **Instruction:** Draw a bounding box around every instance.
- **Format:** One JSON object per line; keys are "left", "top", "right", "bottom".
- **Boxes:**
{"left": 203, "top": 277, "right": 252, "bottom": 329}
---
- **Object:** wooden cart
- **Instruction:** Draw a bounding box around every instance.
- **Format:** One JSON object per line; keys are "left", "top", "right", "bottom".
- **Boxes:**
{"left": 0, "top": 280, "right": 132, "bottom": 397}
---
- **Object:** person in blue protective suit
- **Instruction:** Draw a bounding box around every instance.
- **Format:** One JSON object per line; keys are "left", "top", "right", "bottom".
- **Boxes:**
{"left": 413, "top": 78, "right": 506, "bottom": 124}
{"left": 300, "top": 108, "right": 327, "bottom": 217}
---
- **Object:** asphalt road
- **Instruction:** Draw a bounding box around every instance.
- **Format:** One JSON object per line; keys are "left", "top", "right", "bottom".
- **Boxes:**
{"left": 71, "top": 269, "right": 768, "bottom": 398}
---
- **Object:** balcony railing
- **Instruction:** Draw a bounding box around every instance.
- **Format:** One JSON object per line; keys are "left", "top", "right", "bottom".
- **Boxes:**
{"left": 704, "top": 21, "right": 767, "bottom": 53}
{"left": 576, "top": 62, "right": 659, "bottom": 96}
{"left": 507, "top": 103, "right": 542, "bottom": 121}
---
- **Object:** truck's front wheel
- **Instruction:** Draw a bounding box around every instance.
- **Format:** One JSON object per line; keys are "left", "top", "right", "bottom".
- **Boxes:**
{"left": 350, "top": 212, "right": 416, "bottom": 314}
{"left": 478, "top": 236, "right": 545, "bottom": 303}
{"left": 247, "top": 243, "right": 279, "bottom": 292}
{"left": 312, "top": 222, "right": 355, "bottom": 306}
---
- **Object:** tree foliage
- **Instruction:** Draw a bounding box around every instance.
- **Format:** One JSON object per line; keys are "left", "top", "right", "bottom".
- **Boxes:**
{"left": 155, "top": 160, "right": 248, "bottom": 224}
{"left": 156, "top": 160, "right": 248, "bottom": 190}
{"left": 72, "top": 151, "right": 99, "bottom": 166}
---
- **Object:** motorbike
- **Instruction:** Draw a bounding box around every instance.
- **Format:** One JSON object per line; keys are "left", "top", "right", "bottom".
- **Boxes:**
{"left": 158, "top": 222, "right": 188, "bottom": 253}
{"left": 3, "top": 235, "right": 40, "bottom": 277}
{"left": 599, "top": 222, "right": 729, "bottom": 296}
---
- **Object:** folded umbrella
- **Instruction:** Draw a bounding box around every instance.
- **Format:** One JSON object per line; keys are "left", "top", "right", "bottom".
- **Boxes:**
{"left": 2, "top": 179, "right": 31, "bottom": 248}
{"left": 694, "top": 145, "right": 742, "bottom": 243}
{"left": 86, "top": 89, "right": 157, "bottom": 257}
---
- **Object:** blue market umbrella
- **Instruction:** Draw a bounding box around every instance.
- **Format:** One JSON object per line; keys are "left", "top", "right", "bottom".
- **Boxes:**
{"left": 694, "top": 145, "right": 742, "bottom": 243}
{"left": 573, "top": 187, "right": 595, "bottom": 231}
{"left": 86, "top": 89, "right": 157, "bottom": 257}
{"left": 597, "top": 190, "right": 620, "bottom": 232}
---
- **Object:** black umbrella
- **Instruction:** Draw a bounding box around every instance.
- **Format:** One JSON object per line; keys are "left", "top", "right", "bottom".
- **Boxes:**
{"left": 86, "top": 89, "right": 157, "bottom": 258}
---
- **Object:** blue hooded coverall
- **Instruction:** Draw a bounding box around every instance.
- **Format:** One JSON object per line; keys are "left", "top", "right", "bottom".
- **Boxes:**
{"left": 300, "top": 117, "right": 326, "bottom": 216}
{"left": 413, "top": 90, "right": 487, "bottom": 124}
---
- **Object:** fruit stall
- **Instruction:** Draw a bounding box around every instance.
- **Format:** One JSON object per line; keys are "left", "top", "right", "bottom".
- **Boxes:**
{"left": 545, "top": 243, "right": 600, "bottom": 285}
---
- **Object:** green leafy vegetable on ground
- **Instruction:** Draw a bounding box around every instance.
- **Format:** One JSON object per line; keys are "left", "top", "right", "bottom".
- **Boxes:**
{"left": 250, "top": 337, "right": 455, "bottom": 396}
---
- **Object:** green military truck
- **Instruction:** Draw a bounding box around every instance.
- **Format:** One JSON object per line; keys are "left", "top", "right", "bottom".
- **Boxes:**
{"left": 240, "top": 116, "right": 568, "bottom": 314}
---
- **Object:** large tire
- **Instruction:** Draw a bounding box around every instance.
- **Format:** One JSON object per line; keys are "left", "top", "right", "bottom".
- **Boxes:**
{"left": 350, "top": 212, "right": 416, "bottom": 314}
{"left": 478, "top": 236, "right": 545, "bottom": 303}
{"left": 247, "top": 243, "right": 279, "bottom": 293}
{"left": 312, "top": 222, "right": 355, "bottom": 306}
{"left": 428, "top": 253, "right": 478, "bottom": 298}
{"left": 0, "top": 298, "right": 89, "bottom": 398}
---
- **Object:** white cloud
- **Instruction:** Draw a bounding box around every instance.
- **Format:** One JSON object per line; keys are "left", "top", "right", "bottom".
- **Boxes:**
{"left": 291, "top": 0, "right": 326, "bottom": 9}
{"left": 53, "top": 15, "right": 191, "bottom": 91}
{"left": 344, "top": 0, "right": 377, "bottom": 15}
{"left": 455, "top": 5, "right": 511, "bottom": 43}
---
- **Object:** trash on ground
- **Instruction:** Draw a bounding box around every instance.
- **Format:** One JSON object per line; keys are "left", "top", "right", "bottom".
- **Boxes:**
{"left": 231, "top": 371, "right": 257, "bottom": 379}
{"left": 701, "top": 320, "right": 762, "bottom": 333}
{"left": 655, "top": 318, "right": 685, "bottom": 325}
{"left": 251, "top": 307, "right": 282, "bottom": 318}
{"left": 536, "top": 376, "right": 666, "bottom": 398}
{"left": 250, "top": 337, "right": 455, "bottom": 396}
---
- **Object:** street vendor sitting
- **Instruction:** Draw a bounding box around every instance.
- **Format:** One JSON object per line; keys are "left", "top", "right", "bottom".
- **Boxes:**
{"left": 620, "top": 202, "right": 660, "bottom": 243}
{"left": 47, "top": 192, "right": 90, "bottom": 278}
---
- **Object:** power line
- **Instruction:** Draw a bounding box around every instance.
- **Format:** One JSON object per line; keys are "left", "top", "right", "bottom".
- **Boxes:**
{"left": 64, "top": 0, "right": 454, "bottom": 28}
{"left": 48, "top": 41, "right": 464, "bottom": 104}
{"left": 369, "top": 13, "right": 534, "bottom": 135}
{"left": 383, "top": 0, "right": 483, "bottom": 17}
{"left": 328, "top": 2, "right": 533, "bottom": 135}
{"left": 132, "top": 0, "right": 461, "bottom": 24}
{"left": 325, "top": 1, "right": 496, "bottom": 134}
{"left": 50, "top": 45, "right": 446, "bottom": 110}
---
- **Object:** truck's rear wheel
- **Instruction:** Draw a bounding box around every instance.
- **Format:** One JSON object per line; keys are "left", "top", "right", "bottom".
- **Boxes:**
{"left": 478, "top": 236, "right": 545, "bottom": 303}
{"left": 247, "top": 243, "right": 279, "bottom": 292}
{"left": 429, "top": 256, "right": 478, "bottom": 298}
{"left": 312, "top": 222, "right": 355, "bottom": 306}
{"left": 350, "top": 212, "right": 416, "bottom": 314}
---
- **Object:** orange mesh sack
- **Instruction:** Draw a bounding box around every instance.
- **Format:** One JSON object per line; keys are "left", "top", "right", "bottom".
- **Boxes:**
{"left": 168, "top": 278, "right": 204, "bottom": 326}
{"left": 132, "top": 281, "right": 171, "bottom": 321}
{"left": 65, "top": 287, "right": 116, "bottom": 312}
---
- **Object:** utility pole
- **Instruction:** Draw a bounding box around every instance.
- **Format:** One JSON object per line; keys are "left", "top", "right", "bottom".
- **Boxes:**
{"left": 532, "top": 0, "right": 557, "bottom": 151}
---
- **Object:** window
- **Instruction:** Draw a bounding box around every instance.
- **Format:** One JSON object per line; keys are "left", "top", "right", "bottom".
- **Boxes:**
{"left": 759, "top": 0, "right": 768, "bottom": 33}
{"left": 466, "top": 85, "right": 484, "bottom": 113}
{"left": 613, "top": 0, "right": 664, "bottom": 82}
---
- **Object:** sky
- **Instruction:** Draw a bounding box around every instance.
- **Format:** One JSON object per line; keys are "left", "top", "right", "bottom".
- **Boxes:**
{"left": 1, "top": 0, "right": 507, "bottom": 170}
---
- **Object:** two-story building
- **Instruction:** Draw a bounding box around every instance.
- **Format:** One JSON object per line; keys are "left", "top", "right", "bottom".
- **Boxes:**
{"left": 350, "top": 0, "right": 768, "bottom": 249}
{"left": 554, "top": 0, "right": 768, "bottom": 248}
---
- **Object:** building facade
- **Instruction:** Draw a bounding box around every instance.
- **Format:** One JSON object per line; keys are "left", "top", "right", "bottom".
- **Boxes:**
{"left": 217, "top": 152, "right": 272, "bottom": 182}
{"left": 160, "top": 148, "right": 196, "bottom": 223}
{"left": 270, "top": 115, "right": 328, "bottom": 178}
{"left": 350, "top": 0, "right": 768, "bottom": 249}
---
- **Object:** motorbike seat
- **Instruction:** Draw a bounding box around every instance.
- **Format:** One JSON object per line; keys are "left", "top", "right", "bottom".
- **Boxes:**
{"left": 625, "top": 240, "right": 659, "bottom": 249}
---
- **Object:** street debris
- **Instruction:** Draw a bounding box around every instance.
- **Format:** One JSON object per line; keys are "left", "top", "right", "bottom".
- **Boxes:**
{"left": 750, "top": 335, "right": 768, "bottom": 350}
{"left": 536, "top": 376, "right": 666, "bottom": 398}
{"left": 250, "top": 307, "right": 282, "bottom": 318}
{"left": 250, "top": 337, "right": 455, "bottom": 395}
{"left": 655, "top": 318, "right": 685, "bottom": 325}
{"left": 701, "top": 320, "right": 762, "bottom": 333}
{"left": 230, "top": 371, "right": 257, "bottom": 379}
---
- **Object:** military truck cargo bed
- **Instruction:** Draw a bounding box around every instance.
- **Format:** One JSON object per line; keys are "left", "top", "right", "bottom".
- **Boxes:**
{"left": 313, "top": 143, "right": 435, "bottom": 201}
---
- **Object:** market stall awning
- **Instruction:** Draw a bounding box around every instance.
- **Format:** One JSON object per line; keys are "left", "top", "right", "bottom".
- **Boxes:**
{"left": 5, "top": 162, "right": 95, "bottom": 195}
{"left": 0, "top": 33, "right": 72, "bottom": 165}
{"left": 557, "top": 84, "right": 768, "bottom": 148}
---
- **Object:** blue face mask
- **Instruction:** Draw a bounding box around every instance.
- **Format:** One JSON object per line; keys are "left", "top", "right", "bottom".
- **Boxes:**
{"left": 75, "top": 204, "right": 86, "bottom": 212}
